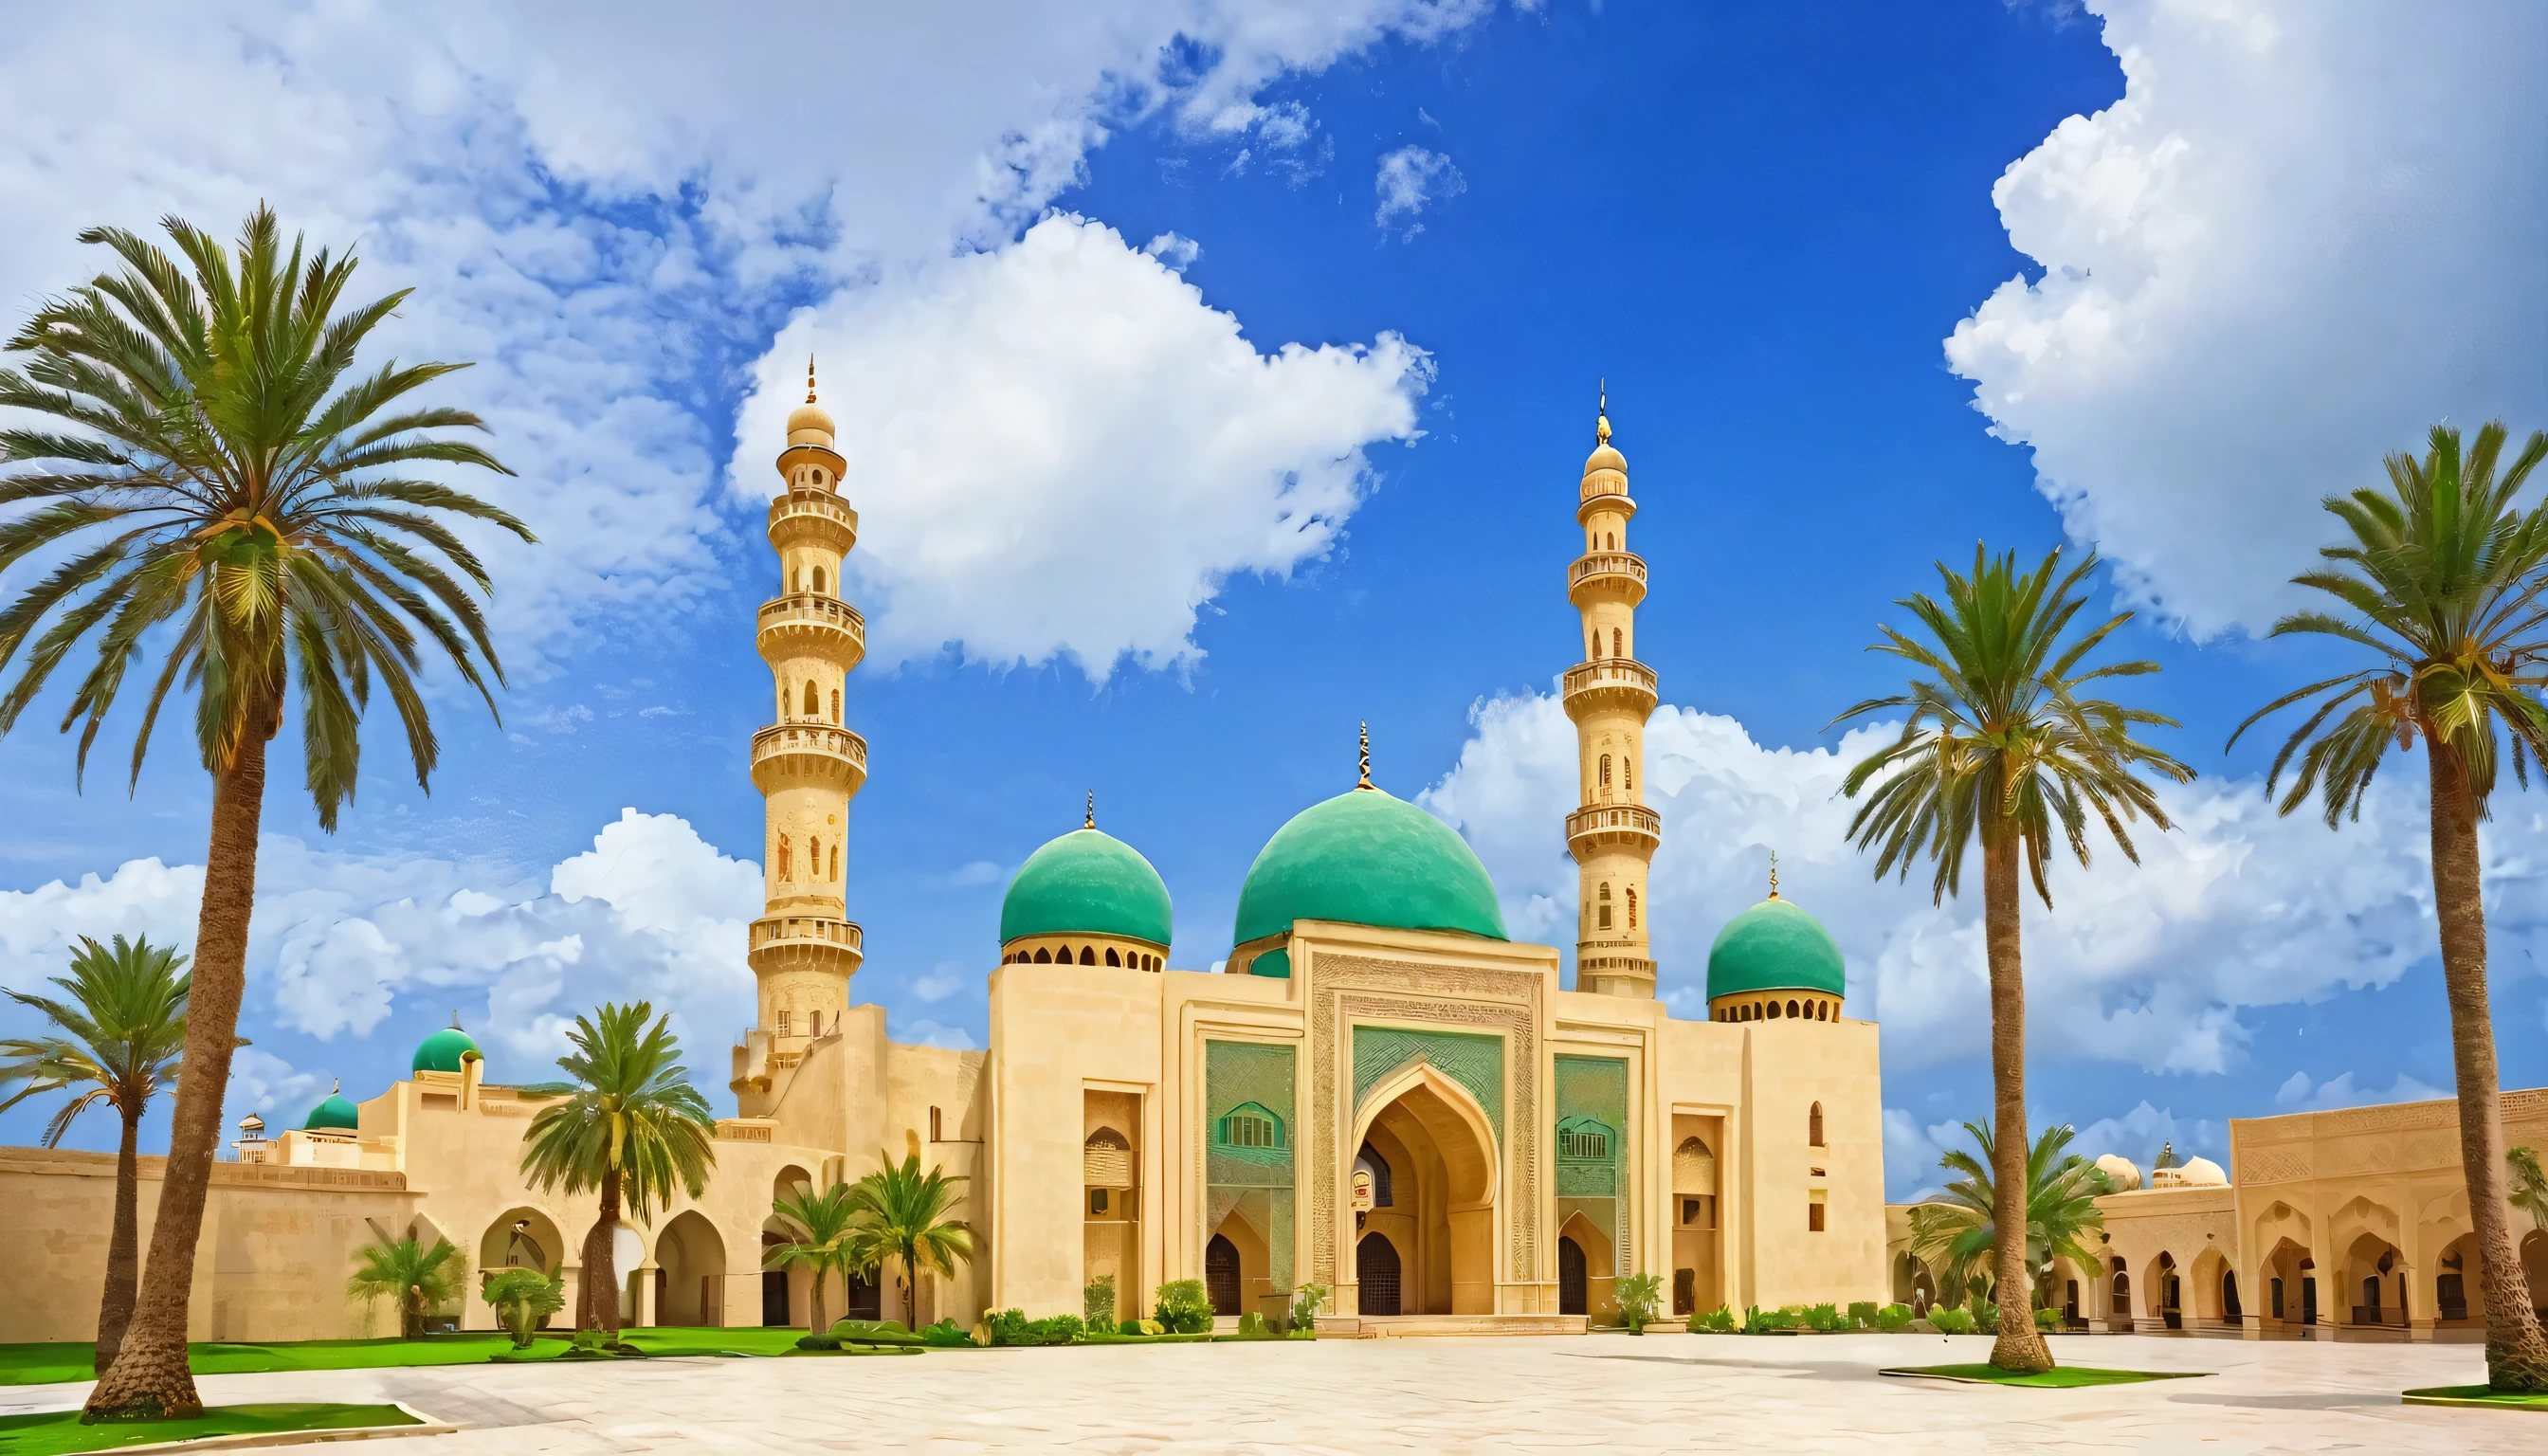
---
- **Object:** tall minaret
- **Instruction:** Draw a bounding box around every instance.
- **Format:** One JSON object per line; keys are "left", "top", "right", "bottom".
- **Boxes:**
{"left": 738, "top": 361, "right": 869, "bottom": 1101}
{"left": 1564, "top": 388, "right": 1661, "bottom": 998}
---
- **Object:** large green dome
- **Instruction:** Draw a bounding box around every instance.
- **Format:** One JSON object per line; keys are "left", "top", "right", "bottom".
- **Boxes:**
{"left": 412, "top": 1026, "right": 482, "bottom": 1075}
{"left": 1232, "top": 789, "right": 1507, "bottom": 947}
{"left": 1705, "top": 897, "right": 1847, "bottom": 1000}
{"left": 303, "top": 1086, "right": 360, "bottom": 1132}
{"left": 1000, "top": 828, "right": 1173, "bottom": 948}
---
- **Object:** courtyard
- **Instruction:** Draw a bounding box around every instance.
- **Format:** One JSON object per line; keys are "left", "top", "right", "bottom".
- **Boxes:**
{"left": 2, "top": 1334, "right": 2535, "bottom": 1453}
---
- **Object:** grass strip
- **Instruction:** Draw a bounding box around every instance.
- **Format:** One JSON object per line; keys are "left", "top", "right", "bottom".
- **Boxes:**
{"left": 2402, "top": 1385, "right": 2548, "bottom": 1410}
{"left": 1879, "top": 1362, "right": 2209, "bottom": 1389}
{"left": 0, "top": 1402, "right": 416, "bottom": 1455}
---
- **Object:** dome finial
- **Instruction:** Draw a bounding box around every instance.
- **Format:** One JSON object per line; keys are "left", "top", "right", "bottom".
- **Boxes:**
{"left": 1356, "top": 721, "right": 1375, "bottom": 791}
{"left": 1768, "top": 849, "right": 1779, "bottom": 901}
{"left": 450, "top": 1010, "right": 463, "bottom": 1030}
{"left": 1084, "top": 791, "right": 1096, "bottom": 830}
{"left": 1595, "top": 378, "right": 1611, "bottom": 446}
{"left": 330, "top": 1077, "right": 340, "bottom": 1095}
{"left": 806, "top": 354, "right": 818, "bottom": 405}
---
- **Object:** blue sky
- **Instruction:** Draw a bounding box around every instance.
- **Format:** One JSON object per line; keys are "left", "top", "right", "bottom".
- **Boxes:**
{"left": 2, "top": 1, "right": 2542, "bottom": 1198}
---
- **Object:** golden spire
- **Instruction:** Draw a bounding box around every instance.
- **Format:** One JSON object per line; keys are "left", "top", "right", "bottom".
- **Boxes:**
{"left": 330, "top": 1077, "right": 340, "bottom": 1094}
{"left": 1356, "top": 721, "right": 1374, "bottom": 791}
{"left": 1768, "top": 849, "right": 1780, "bottom": 901}
{"left": 1595, "top": 378, "right": 1611, "bottom": 446}
{"left": 805, "top": 355, "right": 818, "bottom": 405}
{"left": 1084, "top": 792, "right": 1096, "bottom": 830}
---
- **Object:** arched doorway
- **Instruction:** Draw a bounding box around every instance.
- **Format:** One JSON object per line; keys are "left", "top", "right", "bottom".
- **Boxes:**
{"left": 1558, "top": 1236, "right": 1587, "bottom": 1316}
{"left": 1352, "top": 1068, "right": 1499, "bottom": 1316}
{"left": 1357, "top": 1232, "right": 1402, "bottom": 1316}
{"left": 1206, "top": 1234, "right": 1243, "bottom": 1317}
{"left": 655, "top": 1210, "right": 727, "bottom": 1328}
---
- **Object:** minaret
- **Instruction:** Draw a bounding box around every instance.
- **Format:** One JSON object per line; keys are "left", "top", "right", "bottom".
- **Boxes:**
{"left": 1563, "top": 387, "right": 1661, "bottom": 997}
{"left": 737, "top": 360, "right": 869, "bottom": 1102}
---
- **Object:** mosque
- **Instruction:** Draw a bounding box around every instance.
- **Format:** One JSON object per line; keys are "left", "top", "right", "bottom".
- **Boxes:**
{"left": 0, "top": 383, "right": 1886, "bottom": 1341}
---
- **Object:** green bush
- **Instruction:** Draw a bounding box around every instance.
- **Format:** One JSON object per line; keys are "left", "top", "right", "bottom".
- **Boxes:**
{"left": 1154, "top": 1279, "right": 1214, "bottom": 1335}
{"left": 1871, "top": 1302, "right": 1915, "bottom": 1333}
{"left": 1741, "top": 1305, "right": 1797, "bottom": 1335}
{"left": 1801, "top": 1303, "right": 1845, "bottom": 1332}
{"left": 1688, "top": 1305, "right": 1737, "bottom": 1334}
{"left": 482, "top": 1269, "right": 564, "bottom": 1349}
{"left": 1846, "top": 1301, "right": 1879, "bottom": 1331}
{"left": 919, "top": 1319, "right": 973, "bottom": 1348}
{"left": 1613, "top": 1272, "right": 1665, "bottom": 1334}
{"left": 829, "top": 1320, "right": 925, "bottom": 1346}
{"left": 2033, "top": 1304, "right": 2063, "bottom": 1331}
{"left": 985, "top": 1309, "right": 1083, "bottom": 1346}
{"left": 795, "top": 1334, "right": 841, "bottom": 1351}
{"left": 1288, "top": 1283, "right": 1330, "bottom": 1334}
{"left": 1236, "top": 1311, "right": 1270, "bottom": 1336}
{"left": 1930, "top": 1307, "right": 1975, "bottom": 1335}
{"left": 1116, "top": 1317, "right": 1167, "bottom": 1337}
{"left": 1085, "top": 1273, "right": 1117, "bottom": 1327}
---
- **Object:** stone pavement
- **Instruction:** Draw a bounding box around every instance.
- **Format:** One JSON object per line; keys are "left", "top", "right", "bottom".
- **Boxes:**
{"left": 3, "top": 1333, "right": 2537, "bottom": 1453}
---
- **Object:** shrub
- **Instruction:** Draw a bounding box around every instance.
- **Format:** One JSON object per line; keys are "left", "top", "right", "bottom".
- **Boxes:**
{"left": 1688, "top": 1305, "right": 1737, "bottom": 1334}
{"left": 1085, "top": 1273, "right": 1117, "bottom": 1327}
{"left": 795, "top": 1334, "right": 841, "bottom": 1351}
{"left": 1976, "top": 1300, "right": 2001, "bottom": 1334}
{"left": 919, "top": 1319, "right": 973, "bottom": 1348}
{"left": 2033, "top": 1304, "right": 2063, "bottom": 1331}
{"left": 831, "top": 1320, "right": 926, "bottom": 1347}
{"left": 1117, "top": 1317, "right": 1165, "bottom": 1337}
{"left": 1613, "top": 1272, "right": 1665, "bottom": 1334}
{"left": 1801, "top": 1303, "right": 1845, "bottom": 1332}
{"left": 985, "top": 1311, "right": 1083, "bottom": 1346}
{"left": 1871, "top": 1303, "right": 1914, "bottom": 1333}
{"left": 1846, "top": 1301, "right": 1879, "bottom": 1331}
{"left": 1236, "top": 1311, "right": 1270, "bottom": 1336}
{"left": 482, "top": 1269, "right": 563, "bottom": 1350}
{"left": 1288, "top": 1283, "right": 1330, "bottom": 1335}
{"left": 1154, "top": 1279, "right": 1214, "bottom": 1335}
{"left": 1741, "top": 1305, "right": 1793, "bottom": 1335}
{"left": 1930, "top": 1307, "right": 1975, "bottom": 1335}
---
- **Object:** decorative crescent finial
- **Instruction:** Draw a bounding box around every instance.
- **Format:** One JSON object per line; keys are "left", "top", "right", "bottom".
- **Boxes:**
{"left": 1356, "top": 721, "right": 1374, "bottom": 791}
{"left": 806, "top": 355, "right": 818, "bottom": 405}
{"left": 1768, "top": 849, "right": 1780, "bottom": 900}
{"left": 1084, "top": 792, "right": 1096, "bottom": 830}
{"left": 1595, "top": 378, "right": 1611, "bottom": 446}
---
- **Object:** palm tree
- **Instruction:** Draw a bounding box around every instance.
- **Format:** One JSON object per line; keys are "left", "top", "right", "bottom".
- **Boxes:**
{"left": 845, "top": 1151, "right": 975, "bottom": 1330}
{"left": 482, "top": 1268, "right": 565, "bottom": 1348}
{"left": 0, "top": 935, "right": 191, "bottom": 1373}
{"left": 2231, "top": 421, "right": 2548, "bottom": 1392}
{"left": 766, "top": 1182, "right": 863, "bottom": 1332}
{"left": 345, "top": 1236, "right": 464, "bottom": 1339}
{"left": 2510, "top": 1147, "right": 2548, "bottom": 1232}
{"left": 1833, "top": 545, "right": 2190, "bottom": 1372}
{"left": 0, "top": 208, "right": 529, "bottom": 1421}
{"left": 519, "top": 1003, "right": 716, "bottom": 1336}
{"left": 1904, "top": 1120, "right": 2111, "bottom": 1325}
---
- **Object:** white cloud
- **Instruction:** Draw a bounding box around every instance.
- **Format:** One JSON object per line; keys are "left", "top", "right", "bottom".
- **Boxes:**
{"left": 2273, "top": 1069, "right": 2448, "bottom": 1113}
{"left": 227, "top": 1047, "right": 325, "bottom": 1121}
{"left": 1144, "top": 232, "right": 1203, "bottom": 272}
{"left": 1374, "top": 145, "right": 1465, "bottom": 237}
{"left": 896, "top": 1017, "right": 979, "bottom": 1052}
{"left": 911, "top": 962, "right": 970, "bottom": 1005}
{"left": 730, "top": 215, "right": 1430, "bottom": 676}
{"left": 1944, "top": 0, "right": 2548, "bottom": 638}
{"left": 2074, "top": 1099, "right": 2224, "bottom": 1170}
{"left": 1423, "top": 692, "right": 2548, "bottom": 1077}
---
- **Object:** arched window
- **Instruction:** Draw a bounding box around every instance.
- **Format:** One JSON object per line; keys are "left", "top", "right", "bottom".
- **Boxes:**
{"left": 1353, "top": 1142, "right": 1392, "bottom": 1206}
{"left": 830, "top": 689, "right": 840, "bottom": 723}
{"left": 1596, "top": 882, "right": 1612, "bottom": 930}
{"left": 1033, "top": 947, "right": 1052, "bottom": 963}
{"left": 1626, "top": 886, "right": 1637, "bottom": 929}
{"left": 1607, "top": 533, "right": 1617, "bottom": 550}
{"left": 1600, "top": 754, "right": 1612, "bottom": 789}
{"left": 1079, "top": 946, "right": 1096, "bottom": 965}
{"left": 803, "top": 681, "right": 820, "bottom": 716}
{"left": 1611, "top": 628, "right": 1623, "bottom": 657}
{"left": 777, "top": 834, "right": 792, "bottom": 881}
{"left": 812, "top": 565, "right": 827, "bottom": 594}
{"left": 1787, "top": 998, "right": 1801, "bottom": 1019}
{"left": 1623, "top": 758, "right": 1633, "bottom": 792}
{"left": 1557, "top": 1117, "right": 1612, "bottom": 1162}
{"left": 810, "top": 836, "right": 821, "bottom": 878}
{"left": 1767, "top": 1000, "right": 1781, "bottom": 1019}
{"left": 775, "top": 1010, "right": 792, "bottom": 1035}
{"left": 778, "top": 681, "right": 791, "bottom": 718}
{"left": 1809, "top": 1102, "right": 1825, "bottom": 1147}
{"left": 1218, "top": 1103, "right": 1286, "bottom": 1151}
{"left": 829, "top": 843, "right": 841, "bottom": 881}
{"left": 1105, "top": 947, "right": 1120, "bottom": 967}
{"left": 792, "top": 567, "right": 804, "bottom": 593}
{"left": 1818, "top": 1000, "right": 1830, "bottom": 1021}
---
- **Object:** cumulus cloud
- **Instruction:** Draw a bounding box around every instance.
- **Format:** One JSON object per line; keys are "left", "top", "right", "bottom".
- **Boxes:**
{"left": 2273, "top": 1069, "right": 2448, "bottom": 1113}
{"left": 2073, "top": 1099, "right": 2224, "bottom": 1170}
{"left": 227, "top": 1047, "right": 325, "bottom": 1121}
{"left": 1374, "top": 145, "right": 1465, "bottom": 237}
{"left": 731, "top": 216, "right": 1430, "bottom": 675}
{"left": 1945, "top": 0, "right": 2548, "bottom": 637}
{"left": 1423, "top": 692, "right": 2548, "bottom": 1076}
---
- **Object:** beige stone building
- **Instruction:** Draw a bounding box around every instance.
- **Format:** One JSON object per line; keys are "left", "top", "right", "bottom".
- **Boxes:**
{"left": 0, "top": 393, "right": 1888, "bottom": 1342}
{"left": 1886, "top": 1088, "right": 2548, "bottom": 1344}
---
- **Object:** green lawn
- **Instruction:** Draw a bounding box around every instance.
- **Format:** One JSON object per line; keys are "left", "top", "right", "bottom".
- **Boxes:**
{"left": 0, "top": 1327, "right": 826, "bottom": 1386}
{"left": 0, "top": 1402, "right": 416, "bottom": 1455}
{"left": 1879, "top": 1362, "right": 2210, "bottom": 1389}
{"left": 2402, "top": 1384, "right": 2548, "bottom": 1411}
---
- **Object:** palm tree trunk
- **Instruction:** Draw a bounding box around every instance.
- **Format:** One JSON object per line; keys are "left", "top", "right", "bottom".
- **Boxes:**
{"left": 810, "top": 1267, "right": 827, "bottom": 1334}
{"left": 84, "top": 723, "right": 271, "bottom": 1421}
{"left": 585, "top": 1166, "right": 624, "bottom": 1337}
{"left": 94, "top": 1107, "right": 144, "bottom": 1374}
{"left": 2428, "top": 743, "right": 2548, "bottom": 1391}
{"left": 1982, "top": 837, "right": 2052, "bottom": 1373}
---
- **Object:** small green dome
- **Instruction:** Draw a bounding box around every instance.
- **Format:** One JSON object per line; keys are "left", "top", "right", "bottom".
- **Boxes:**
{"left": 1705, "top": 897, "right": 1847, "bottom": 1001}
{"left": 303, "top": 1087, "right": 360, "bottom": 1132}
{"left": 1000, "top": 828, "right": 1173, "bottom": 948}
{"left": 412, "top": 1026, "right": 482, "bottom": 1075}
{"left": 1233, "top": 789, "right": 1507, "bottom": 947}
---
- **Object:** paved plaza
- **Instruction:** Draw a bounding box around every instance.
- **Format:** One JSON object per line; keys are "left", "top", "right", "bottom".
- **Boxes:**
{"left": 6, "top": 1334, "right": 2541, "bottom": 1452}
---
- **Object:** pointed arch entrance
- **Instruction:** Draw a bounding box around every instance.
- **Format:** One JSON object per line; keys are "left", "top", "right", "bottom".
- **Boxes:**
{"left": 1350, "top": 1065, "right": 1499, "bottom": 1316}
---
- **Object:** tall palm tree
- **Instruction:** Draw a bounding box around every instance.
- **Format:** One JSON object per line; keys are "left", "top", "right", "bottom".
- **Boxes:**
{"left": 0, "top": 207, "right": 529, "bottom": 1420}
{"left": 2510, "top": 1147, "right": 2548, "bottom": 1232}
{"left": 345, "top": 1235, "right": 464, "bottom": 1339}
{"left": 519, "top": 1003, "right": 717, "bottom": 1336}
{"left": 845, "top": 1151, "right": 975, "bottom": 1331}
{"left": 1833, "top": 545, "right": 2190, "bottom": 1372}
{"left": 2233, "top": 421, "right": 2548, "bottom": 1391}
{"left": 0, "top": 935, "right": 191, "bottom": 1373}
{"left": 1904, "top": 1120, "right": 2112, "bottom": 1323}
{"left": 767, "top": 1182, "right": 863, "bottom": 1332}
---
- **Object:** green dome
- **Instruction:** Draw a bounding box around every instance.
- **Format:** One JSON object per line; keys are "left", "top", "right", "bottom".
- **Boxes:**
{"left": 1232, "top": 789, "right": 1507, "bottom": 947}
{"left": 303, "top": 1088, "right": 359, "bottom": 1132}
{"left": 1705, "top": 897, "right": 1847, "bottom": 1000}
{"left": 412, "top": 1026, "right": 482, "bottom": 1075}
{"left": 1000, "top": 828, "right": 1173, "bottom": 948}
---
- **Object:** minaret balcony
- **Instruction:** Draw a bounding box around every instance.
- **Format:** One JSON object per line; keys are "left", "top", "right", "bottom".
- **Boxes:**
{"left": 1577, "top": 481, "right": 1634, "bottom": 516}
{"left": 750, "top": 723, "right": 868, "bottom": 796}
{"left": 1567, "top": 551, "right": 1648, "bottom": 607}
{"left": 768, "top": 489, "right": 859, "bottom": 553}
{"left": 1561, "top": 658, "right": 1659, "bottom": 719}
{"left": 748, "top": 915, "right": 864, "bottom": 977}
{"left": 757, "top": 592, "right": 867, "bottom": 670}
{"left": 1566, "top": 801, "right": 1662, "bottom": 859}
